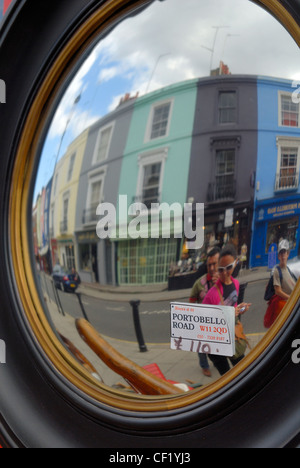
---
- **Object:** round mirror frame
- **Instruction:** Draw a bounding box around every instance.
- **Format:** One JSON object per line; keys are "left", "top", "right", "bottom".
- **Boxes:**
{"left": 1, "top": 0, "right": 299, "bottom": 448}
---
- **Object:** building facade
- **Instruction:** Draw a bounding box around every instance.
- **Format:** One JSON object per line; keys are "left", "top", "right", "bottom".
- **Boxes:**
{"left": 35, "top": 74, "right": 300, "bottom": 284}
{"left": 115, "top": 79, "right": 199, "bottom": 285}
{"left": 75, "top": 96, "right": 137, "bottom": 284}
{"left": 251, "top": 77, "right": 300, "bottom": 267}
{"left": 50, "top": 129, "right": 89, "bottom": 270}
{"left": 187, "top": 75, "right": 258, "bottom": 263}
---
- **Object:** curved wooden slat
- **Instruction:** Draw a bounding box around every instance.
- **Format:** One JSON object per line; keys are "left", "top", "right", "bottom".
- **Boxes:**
{"left": 75, "top": 319, "right": 184, "bottom": 395}
{"left": 58, "top": 332, "right": 103, "bottom": 382}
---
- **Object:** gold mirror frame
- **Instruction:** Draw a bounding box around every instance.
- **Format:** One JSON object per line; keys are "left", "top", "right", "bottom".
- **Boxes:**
{"left": 9, "top": 0, "right": 300, "bottom": 412}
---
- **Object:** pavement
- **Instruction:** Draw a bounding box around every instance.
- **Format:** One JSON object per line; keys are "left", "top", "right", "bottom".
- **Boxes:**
{"left": 76, "top": 266, "right": 271, "bottom": 303}
{"left": 44, "top": 266, "right": 270, "bottom": 393}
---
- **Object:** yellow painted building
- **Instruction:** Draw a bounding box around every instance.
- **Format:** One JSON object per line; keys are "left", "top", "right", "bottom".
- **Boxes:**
{"left": 50, "top": 129, "right": 89, "bottom": 270}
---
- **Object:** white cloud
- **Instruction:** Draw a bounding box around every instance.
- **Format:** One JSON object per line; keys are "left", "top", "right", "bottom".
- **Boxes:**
{"left": 88, "top": 0, "right": 299, "bottom": 103}
{"left": 47, "top": 0, "right": 300, "bottom": 138}
{"left": 48, "top": 44, "right": 102, "bottom": 140}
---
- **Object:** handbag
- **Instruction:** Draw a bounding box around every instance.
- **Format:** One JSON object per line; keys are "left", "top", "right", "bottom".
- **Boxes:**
{"left": 264, "top": 295, "right": 286, "bottom": 329}
{"left": 215, "top": 284, "right": 250, "bottom": 359}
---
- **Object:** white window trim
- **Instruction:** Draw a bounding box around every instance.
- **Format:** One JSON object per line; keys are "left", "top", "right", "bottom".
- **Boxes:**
{"left": 278, "top": 91, "right": 300, "bottom": 128}
{"left": 67, "top": 152, "right": 76, "bottom": 182}
{"left": 62, "top": 191, "right": 70, "bottom": 218}
{"left": 144, "top": 98, "right": 174, "bottom": 143}
{"left": 92, "top": 121, "right": 115, "bottom": 165}
{"left": 218, "top": 90, "right": 238, "bottom": 125}
{"left": 275, "top": 136, "right": 300, "bottom": 191}
{"left": 84, "top": 169, "right": 107, "bottom": 225}
{"left": 135, "top": 148, "right": 168, "bottom": 210}
{"left": 61, "top": 191, "right": 70, "bottom": 233}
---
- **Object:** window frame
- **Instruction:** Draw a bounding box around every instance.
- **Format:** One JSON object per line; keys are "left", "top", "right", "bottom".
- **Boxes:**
{"left": 144, "top": 98, "right": 174, "bottom": 142}
{"left": 92, "top": 121, "right": 115, "bottom": 165}
{"left": 135, "top": 148, "right": 168, "bottom": 209}
{"left": 218, "top": 90, "right": 238, "bottom": 125}
{"left": 275, "top": 137, "right": 300, "bottom": 191}
{"left": 278, "top": 91, "right": 300, "bottom": 128}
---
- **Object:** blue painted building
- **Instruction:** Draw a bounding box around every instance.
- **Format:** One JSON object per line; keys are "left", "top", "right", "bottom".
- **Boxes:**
{"left": 251, "top": 77, "right": 300, "bottom": 267}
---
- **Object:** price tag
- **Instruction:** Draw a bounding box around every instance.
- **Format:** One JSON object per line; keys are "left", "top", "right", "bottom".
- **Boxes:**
{"left": 170, "top": 302, "right": 235, "bottom": 357}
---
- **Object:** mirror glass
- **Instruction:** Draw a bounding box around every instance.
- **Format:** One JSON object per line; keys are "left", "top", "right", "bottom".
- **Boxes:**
{"left": 31, "top": 0, "right": 300, "bottom": 395}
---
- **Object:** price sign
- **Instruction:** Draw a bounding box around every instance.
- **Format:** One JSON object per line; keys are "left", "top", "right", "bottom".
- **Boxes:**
{"left": 170, "top": 302, "right": 235, "bottom": 357}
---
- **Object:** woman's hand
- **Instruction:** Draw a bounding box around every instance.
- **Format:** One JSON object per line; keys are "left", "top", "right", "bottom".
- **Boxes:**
{"left": 235, "top": 302, "right": 251, "bottom": 317}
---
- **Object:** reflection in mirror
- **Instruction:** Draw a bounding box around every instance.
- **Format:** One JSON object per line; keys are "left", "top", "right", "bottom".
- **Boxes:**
{"left": 31, "top": 0, "right": 300, "bottom": 395}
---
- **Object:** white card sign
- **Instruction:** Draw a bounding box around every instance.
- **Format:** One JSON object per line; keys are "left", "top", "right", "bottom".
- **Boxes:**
{"left": 170, "top": 302, "right": 235, "bottom": 357}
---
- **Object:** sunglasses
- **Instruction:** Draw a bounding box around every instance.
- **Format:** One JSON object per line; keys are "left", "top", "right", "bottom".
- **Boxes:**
{"left": 218, "top": 261, "right": 236, "bottom": 273}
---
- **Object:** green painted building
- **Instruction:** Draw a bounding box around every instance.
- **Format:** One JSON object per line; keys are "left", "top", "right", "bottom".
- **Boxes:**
{"left": 116, "top": 79, "right": 199, "bottom": 285}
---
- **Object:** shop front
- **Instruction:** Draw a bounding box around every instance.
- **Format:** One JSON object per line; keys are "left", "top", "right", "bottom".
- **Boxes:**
{"left": 251, "top": 196, "right": 300, "bottom": 267}
{"left": 117, "top": 237, "right": 179, "bottom": 286}
{"left": 76, "top": 230, "right": 99, "bottom": 283}
{"left": 204, "top": 202, "right": 253, "bottom": 264}
{"left": 57, "top": 238, "right": 76, "bottom": 271}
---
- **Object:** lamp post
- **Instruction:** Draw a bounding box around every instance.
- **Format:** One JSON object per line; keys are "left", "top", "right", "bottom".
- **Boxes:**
{"left": 49, "top": 94, "right": 81, "bottom": 271}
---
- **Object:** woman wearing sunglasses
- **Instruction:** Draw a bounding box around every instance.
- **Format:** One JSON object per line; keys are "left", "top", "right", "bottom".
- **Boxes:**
{"left": 202, "top": 245, "right": 251, "bottom": 376}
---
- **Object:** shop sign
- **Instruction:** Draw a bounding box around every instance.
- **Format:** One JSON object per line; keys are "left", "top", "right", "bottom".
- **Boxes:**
{"left": 77, "top": 231, "right": 99, "bottom": 244}
{"left": 258, "top": 201, "right": 300, "bottom": 222}
{"left": 170, "top": 302, "right": 235, "bottom": 357}
{"left": 224, "top": 208, "right": 234, "bottom": 228}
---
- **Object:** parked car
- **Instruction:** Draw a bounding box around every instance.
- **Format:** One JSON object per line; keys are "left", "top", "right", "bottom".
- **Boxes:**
{"left": 52, "top": 265, "right": 81, "bottom": 292}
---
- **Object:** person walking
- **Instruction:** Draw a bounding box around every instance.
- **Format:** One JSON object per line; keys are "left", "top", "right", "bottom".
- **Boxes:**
{"left": 202, "top": 245, "right": 251, "bottom": 376}
{"left": 264, "top": 239, "right": 297, "bottom": 328}
{"left": 189, "top": 247, "right": 220, "bottom": 377}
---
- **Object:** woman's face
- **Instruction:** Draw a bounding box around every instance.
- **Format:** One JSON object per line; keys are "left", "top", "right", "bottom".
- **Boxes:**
{"left": 218, "top": 255, "right": 236, "bottom": 282}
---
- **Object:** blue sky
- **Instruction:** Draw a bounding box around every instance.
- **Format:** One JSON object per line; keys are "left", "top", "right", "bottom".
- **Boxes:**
{"left": 33, "top": 0, "right": 300, "bottom": 202}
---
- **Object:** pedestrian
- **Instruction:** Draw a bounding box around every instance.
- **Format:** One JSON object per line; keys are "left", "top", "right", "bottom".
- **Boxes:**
{"left": 264, "top": 239, "right": 297, "bottom": 328}
{"left": 189, "top": 247, "right": 220, "bottom": 377}
{"left": 71, "top": 267, "right": 81, "bottom": 285}
{"left": 202, "top": 245, "right": 251, "bottom": 376}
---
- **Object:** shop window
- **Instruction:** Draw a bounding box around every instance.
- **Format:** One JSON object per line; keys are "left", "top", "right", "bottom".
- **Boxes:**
{"left": 218, "top": 91, "right": 237, "bottom": 124}
{"left": 118, "top": 238, "right": 178, "bottom": 285}
{"left": 65, "top": 245, "right": 75, "bottom": 270}
{"left": 79, "top": 243, "right": 99, "bottom": 282}
{"left": 265, "top": 217, "right": 298, "bottom": 254}
{"left": 279, "top": 93, "right": 299, "bottom": 127}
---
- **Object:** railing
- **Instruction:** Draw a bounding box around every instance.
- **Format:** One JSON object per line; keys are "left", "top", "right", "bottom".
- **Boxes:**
{"left": 207, "top": 180, "right": 236, "bottom": 203}
{"left": 275, "top": 172, "right": 299, "bottom": 191}
{"left": 60, "top": 218, "right": 68, "bottom": 233}
{"left": 82, "top": 204, "right": 99, "bottom": 225}
{"left": 131, "top": 191, "right": 161, "bottom": 211}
